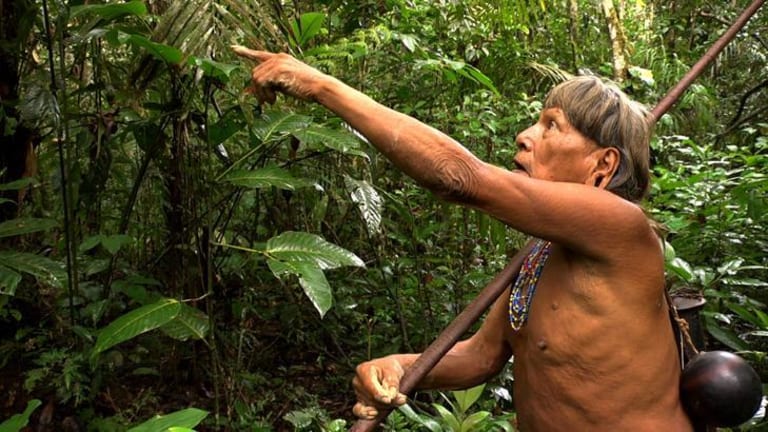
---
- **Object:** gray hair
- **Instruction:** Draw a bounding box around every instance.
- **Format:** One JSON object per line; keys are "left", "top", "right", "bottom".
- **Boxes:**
{"left": 544, "top": 76, "right": 653, "bottom": 203}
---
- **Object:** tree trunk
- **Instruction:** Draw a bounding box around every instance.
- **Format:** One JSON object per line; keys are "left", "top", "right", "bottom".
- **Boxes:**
{"left": 601, "top": 0, "right": 629, "bottom": 81}
{"left": 568, "top": 0, "right": 580, "bottom": 69}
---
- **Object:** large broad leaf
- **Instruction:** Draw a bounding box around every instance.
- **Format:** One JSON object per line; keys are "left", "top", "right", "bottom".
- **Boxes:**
{"left": 0, "top": 218, "right": 57, "bottom": 239}
{"left": 0, "top": 251, "right": 66, "bottom": 289}
{"left": 189, "top": 57, "right": 240, "bottom": 83}
{"left": 0, "top": 264, "right": 23, "bottom": 296}
{"left": 432, "top": 404, "right": 461, "bottom": 431}
{"left": 0, "top": 178, "right": 36, "bottom": 191}
{"left": 397, "top": 405, "right": 442, "bottom": 432}
{"left": 70, "top": 1, "right": 147, "bottom": 21}
{"left": 92, "top": 299, "right": 181, "bottom": 358}
{"left": 208, "top": 108, "right": 246, "bottom": 147}
{"left": 0, "top": 399, "right": 42, "bottom": 432}
{"left": 292, "top": 125, "right": 368, "bottom": 158}
{"left": 344, "top": 176, "right": 382, "bottom": 235}
{"left": 290, "top": 12, "right": 325, "bottom": 48}
{"left": 252, "top": 111, "right": 311, "bottom": 142}
{"left": 452, "top": 384, "right": 485, "bottom": 413}
{"left": 223, "top": 166, "right": 315, "bottom": 191}
{"left": 160, "top": 304, "right": 210, "bottom": 341}
{"left": 265, "top": 231, "right": 365, "bottom": 270}
{"left": 705, "top": 318, "right": 749, "bottom": 351}
{"left": 268, "top": 259, "right": 332, "bottom": 317}
{"left": 106, "top": 30, "right": 183, "bottom": 64}
{"left": 127, "top": 408, "right": 208, "bottom": 432}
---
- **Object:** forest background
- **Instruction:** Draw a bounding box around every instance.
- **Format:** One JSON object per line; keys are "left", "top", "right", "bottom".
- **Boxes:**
{"left": 0, "top": 0, "right": 767, "bottom": 430}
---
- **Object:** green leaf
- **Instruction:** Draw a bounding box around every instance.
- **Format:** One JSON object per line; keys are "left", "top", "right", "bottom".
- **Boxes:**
{"left": 189, "top": 57, "right": 240, "bottom": 83}
{"left": 93, "top": 299, "right": 181, "bottom": 358}
{"left": 344, "top": 176, "right": 382, "bottom": 235}
{"left": 0, "top": 178, "right": 36, "bottom": 191}
{"left": 705, "top": 318, "right": 748, "bottom": 351}
{"left": 127, "top": 408, "right": 208, "bottom": 432}
{"left": 101, "top": 234, "right": 133, "bottom": 255}
{"left": 80, "top": 235, "right": 104, "bottom": 252}
{"left": 0, "top": 218, "right": 57, "bottom": 238}
{"left": 107, "top": 30, "right": 183, "bottom": 64}
{"left": 666, "top": 257, "right": 693, "bottom": 282}
{"left": 265, "top": 231, "right": 364, "bottom": 270}
{"left": 292, "top": 125, "right": 366, "bottom": 157}
{"left": 268, "top": 259, "right": 332, "bottom": 317}
{"left": 70, "top": 1, "right": 147, "bottom": 21}
{"left": 397, "top": 404, "right": 443, "bottom": 432}
{"left": 453, "top": 384, "right": 484, "bottom": 413}
{"left": 291, "top": 12, "right": 325, "bottom": 48}
{"left": 223, "top": 166, "right": 315, "bottom": 191}
{"left": 0, "top": 399, "right": 42, "bottom": 432}
{"left": 463, "top": 64, "right": 500, "bottom": 95}
{"left": 433, "top": 404, "right": 461, "bottom": 431}
{"left": 0, "top": 264, "right": 22, "bottom": 296}
{"left": 0, "top": 251, "right": 65, "bottom": 288}
{"left": 160, "top": 304, "right": 210, "bottom": 341}
{"left": 208, "top": 108, "right": 245, "bottom": 146}
{"left": 461, "top": 411, "right": 491, "bottom": 432}
{"left": 252, "top": 111, "right": 311, "bottom": 142}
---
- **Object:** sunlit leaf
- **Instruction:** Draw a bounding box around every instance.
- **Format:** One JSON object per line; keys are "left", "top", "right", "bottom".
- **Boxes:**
{"left": 127, "top": 408, "right": 208, "bottom": 432}
{"left": 252, "top": 111, "right": 312, "bottom": 142}
{"left": 268, "top": 259, "right": 332, "bottom": 317}
{"left": 344, "top": 176, "right": 382, "bottom": 235}
{"left": 223, "top": 166, "right": 315, "bottom": 190}
{"left": 432, "top": 404, "right": 461, "bottom": 431}
{"left": 92, "top": 299, "right": 181, "bottom": 358}
{"left": 291, "top": 12, "right": 325, "bottom": 48}
{"left": 265, "top": 231, "right": 364, "bottom": 270}
{"left": 107, "top": 30, "right": 183, "bottom": 64}
{"left": 160, "top": 304, "right": 210, "bottom": 341}
{"left": 453, "top": 384, "right": 485, "bottom": 413}
{"left": 462, "top": 411, "right": 492, "bottom": 431}
{"left": 190, "top": 57, "right": 240, "bottom": 83}
{"left": 292, "top": 125, "right": 368, "bottom": 158}
{"left": 0, "top": 251, "right": 65, "bottom": 288}
{"left": 397, "top": 404, "right": 442, "bottom": 432}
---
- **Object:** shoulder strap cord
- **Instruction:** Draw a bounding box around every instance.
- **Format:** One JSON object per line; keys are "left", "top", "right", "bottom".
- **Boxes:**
{"left": 665, "top": 289, "right": 700, "bottom": 368}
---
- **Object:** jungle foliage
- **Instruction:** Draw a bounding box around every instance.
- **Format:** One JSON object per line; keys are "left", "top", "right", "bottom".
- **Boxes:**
{"left": 0, "top": 0, "right": 766, "bottom": 430}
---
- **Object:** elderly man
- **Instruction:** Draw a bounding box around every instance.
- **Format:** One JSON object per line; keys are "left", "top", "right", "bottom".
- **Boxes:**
{"left": 234, "top": 46, "right": 693, "bottom": 431}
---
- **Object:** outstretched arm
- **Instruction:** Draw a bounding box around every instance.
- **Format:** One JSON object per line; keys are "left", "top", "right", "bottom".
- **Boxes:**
{"left": 232, "top": 47, "right": 657, "bottom": 261}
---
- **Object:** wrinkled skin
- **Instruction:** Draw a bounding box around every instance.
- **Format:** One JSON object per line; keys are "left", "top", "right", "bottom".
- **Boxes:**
{"left": 234, "top": 46, "right": 694, "bottom": 431}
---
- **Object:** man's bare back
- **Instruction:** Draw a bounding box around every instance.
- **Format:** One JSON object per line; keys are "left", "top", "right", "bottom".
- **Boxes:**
{"left": 507, "top": 242, "right": 693, "bottom": 431}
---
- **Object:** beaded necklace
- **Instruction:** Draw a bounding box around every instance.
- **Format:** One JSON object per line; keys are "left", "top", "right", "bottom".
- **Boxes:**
{"left": 509, "top": 239, "right": 552, "bottom": 331}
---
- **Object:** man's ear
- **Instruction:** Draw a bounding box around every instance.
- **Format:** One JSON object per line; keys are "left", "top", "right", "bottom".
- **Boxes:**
{"left": 590, "top": 147, "right": 620, "bottom": 189}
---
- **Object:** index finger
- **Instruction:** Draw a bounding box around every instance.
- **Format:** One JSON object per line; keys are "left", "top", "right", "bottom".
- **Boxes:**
{"left": 231, "top": 45, "right": 273, "bottom": 62}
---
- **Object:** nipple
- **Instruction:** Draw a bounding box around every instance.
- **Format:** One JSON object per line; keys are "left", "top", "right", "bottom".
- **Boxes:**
{"left": 551, "top": 302, "right": 559, "bottom": 310}
{"left": 537, "top": 339, "right": 548, "bottom": 350}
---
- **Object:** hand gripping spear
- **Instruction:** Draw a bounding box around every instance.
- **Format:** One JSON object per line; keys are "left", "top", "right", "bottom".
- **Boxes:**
{"left": 350, "top": 0, "right": 765, "bottom": 430}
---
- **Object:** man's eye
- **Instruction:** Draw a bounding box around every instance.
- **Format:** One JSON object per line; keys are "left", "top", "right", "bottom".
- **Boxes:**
{"left": 548, "top": 121, "right": 558, "bottom": 130}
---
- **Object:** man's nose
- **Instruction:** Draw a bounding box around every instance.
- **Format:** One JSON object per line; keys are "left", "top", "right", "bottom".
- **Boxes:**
{"left": 515, "top": 127, "right": 535, "bottom": 151}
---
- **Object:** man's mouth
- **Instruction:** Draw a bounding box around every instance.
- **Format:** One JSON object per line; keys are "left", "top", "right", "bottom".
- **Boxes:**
{"left": 513, "top": 160, "right": 528, "bottom": 175}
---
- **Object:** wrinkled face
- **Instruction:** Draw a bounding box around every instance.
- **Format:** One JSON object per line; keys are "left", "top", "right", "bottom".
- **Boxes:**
{"left": 513, "top": 107, "right": 606, "bottom": 186}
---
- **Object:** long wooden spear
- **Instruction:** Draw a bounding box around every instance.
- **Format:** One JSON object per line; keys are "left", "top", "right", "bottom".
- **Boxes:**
{"left": 350, "top": 1, "right": 765, "bottom": 430}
